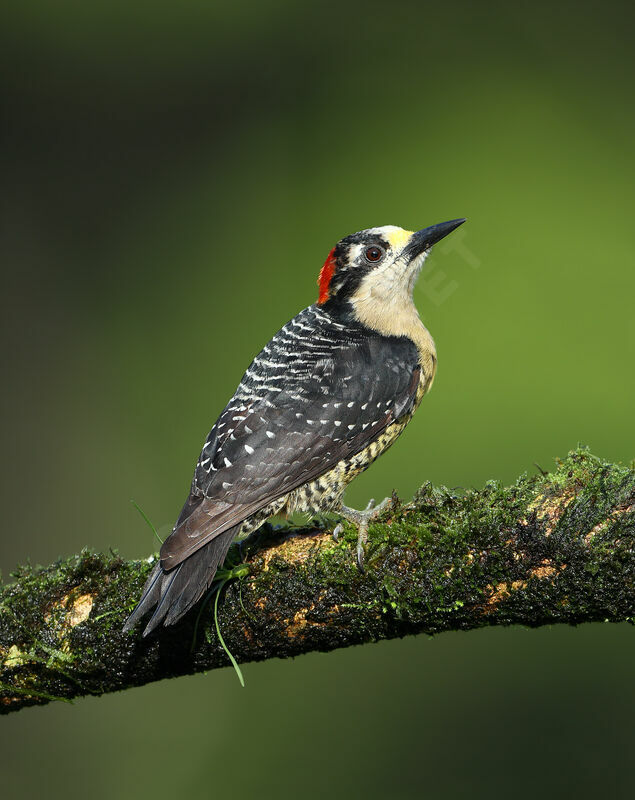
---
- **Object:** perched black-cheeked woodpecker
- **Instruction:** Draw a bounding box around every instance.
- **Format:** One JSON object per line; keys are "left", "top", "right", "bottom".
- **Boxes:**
{"left": 124, "top": 219, "right": 465, "bottom": 635}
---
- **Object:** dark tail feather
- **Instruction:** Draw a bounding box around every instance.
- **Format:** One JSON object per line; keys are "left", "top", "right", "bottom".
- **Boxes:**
{"left": 123, "top": 527, "right": 238, "bottom": 637}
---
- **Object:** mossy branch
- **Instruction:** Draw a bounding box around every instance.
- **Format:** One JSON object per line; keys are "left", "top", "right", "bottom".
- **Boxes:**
{"left": 1, "top": 448, "right": 633, "bottom": 715}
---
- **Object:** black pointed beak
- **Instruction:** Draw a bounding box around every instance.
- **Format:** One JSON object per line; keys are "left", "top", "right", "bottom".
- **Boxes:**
{"left": 404, "top": 218, "right": 466, "bottom": 260}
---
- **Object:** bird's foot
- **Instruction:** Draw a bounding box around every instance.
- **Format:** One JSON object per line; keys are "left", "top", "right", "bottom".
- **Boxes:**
{"left": 335, "top": 497, "right": 392, "bottom": 570}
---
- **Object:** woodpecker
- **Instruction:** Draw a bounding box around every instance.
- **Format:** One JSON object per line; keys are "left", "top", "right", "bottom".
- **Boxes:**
{"left": 124, "top": 219, "right": 465, "bottom": 636}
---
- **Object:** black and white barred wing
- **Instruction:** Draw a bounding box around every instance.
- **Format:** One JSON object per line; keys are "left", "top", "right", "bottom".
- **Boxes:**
{"left": 161, "top": 322, "right": 420, "bottom": 569}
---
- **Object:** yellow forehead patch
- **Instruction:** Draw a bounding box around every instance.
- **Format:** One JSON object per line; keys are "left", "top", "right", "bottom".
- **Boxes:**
{"left": 384, "top": 227, "right": 414, "bottom": 250}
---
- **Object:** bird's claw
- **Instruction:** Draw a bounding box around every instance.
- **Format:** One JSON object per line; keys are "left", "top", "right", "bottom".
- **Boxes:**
{"left": 356, "top": 522, "right": 369, "bottom": 572}
{"left": 332, "top": 523, "right": 343, "bottom": 542}
{"left": 336, "top": 497, "right": 391, "bottom": 571}
{"left": 356, "top": 541, "right": 366, "bottom": 572}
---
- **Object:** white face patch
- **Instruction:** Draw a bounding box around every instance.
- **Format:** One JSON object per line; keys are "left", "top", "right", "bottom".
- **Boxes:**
{"left": 347, "top": 227, "right": 436, "bottom": 362}
{"left": 340, "top": 226, "right": 420, "bottom": 294}
{"left": 352, "top": 228, "right": 428, "bottom": 303}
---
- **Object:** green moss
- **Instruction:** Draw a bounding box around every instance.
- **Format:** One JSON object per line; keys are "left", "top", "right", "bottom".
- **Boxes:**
{"left": 0, "top": 549, "right": 155, "bottom": 710}
{"left": 1, "top": 448, "right": 633, "bottom": 714}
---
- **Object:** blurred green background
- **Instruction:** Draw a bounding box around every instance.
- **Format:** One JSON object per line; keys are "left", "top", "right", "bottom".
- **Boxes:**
{"left": 1, "top": 0, "right": 634, "bottom": 797}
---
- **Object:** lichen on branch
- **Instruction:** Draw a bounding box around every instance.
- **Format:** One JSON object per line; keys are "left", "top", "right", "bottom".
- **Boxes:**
{"left": 1, "top": 448, "right": 633, "bottom": 715}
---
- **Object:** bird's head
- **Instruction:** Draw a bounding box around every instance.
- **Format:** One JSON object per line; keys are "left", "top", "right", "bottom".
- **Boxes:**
{"left": 317, "top": 220, "right": 465, "bottom": 311}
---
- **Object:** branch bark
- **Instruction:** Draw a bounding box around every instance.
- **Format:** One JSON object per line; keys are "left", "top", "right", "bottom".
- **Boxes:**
{"left": 1, "top": 448, "right": 633, "bottom": 714}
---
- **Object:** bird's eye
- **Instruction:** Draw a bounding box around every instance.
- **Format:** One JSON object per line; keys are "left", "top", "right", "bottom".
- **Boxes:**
{"left": 364, "top": 246, "right": 384, "bottom": 263}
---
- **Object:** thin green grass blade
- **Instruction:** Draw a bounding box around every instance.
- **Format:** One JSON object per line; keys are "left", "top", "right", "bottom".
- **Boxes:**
{"left": 214, "top": 585, "right": 245, "bottom": 687}
{"left": 130, "top": 500, "right": 163, "bottom": 545}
